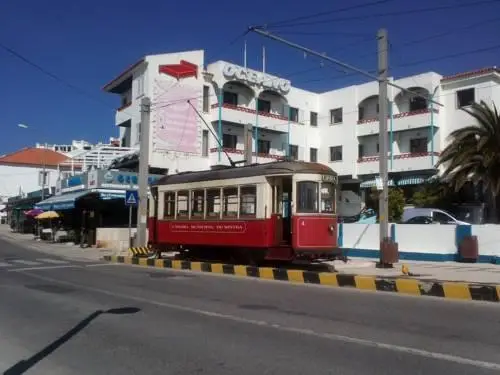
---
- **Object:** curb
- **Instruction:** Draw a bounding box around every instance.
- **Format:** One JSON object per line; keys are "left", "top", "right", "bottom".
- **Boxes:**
{"left": 129, "top": 247, "right": 152, "bottom": 256}
{"left": 103, "top": 256, "right": 500, "bottom": 303}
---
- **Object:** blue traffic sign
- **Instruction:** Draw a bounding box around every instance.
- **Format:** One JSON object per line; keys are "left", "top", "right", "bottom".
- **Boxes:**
{"left": 125, "top": 190, "right": 139, "bottom": 206}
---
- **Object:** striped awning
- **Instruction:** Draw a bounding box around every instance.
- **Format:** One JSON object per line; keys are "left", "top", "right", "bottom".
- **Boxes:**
{"left": 397, "top": 176, "right": 426, "bottom": 186}
{"left": 360, "top": 179, "right": 395, "bottom": 189}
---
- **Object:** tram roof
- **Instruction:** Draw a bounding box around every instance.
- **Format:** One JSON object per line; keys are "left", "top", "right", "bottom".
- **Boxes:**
{"left": 153, "top": 161, "right": 337, "bottom": 186}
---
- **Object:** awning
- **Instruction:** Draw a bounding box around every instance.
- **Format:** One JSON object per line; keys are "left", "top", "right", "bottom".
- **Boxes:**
{"left": 35, "top": 190, "right": 91, "bottom": 211}
{"left": 397, "top": 176, "right": 426, "bottom": 186}
{"left": 360, "top": 179, "right": 395, "bottom": 189}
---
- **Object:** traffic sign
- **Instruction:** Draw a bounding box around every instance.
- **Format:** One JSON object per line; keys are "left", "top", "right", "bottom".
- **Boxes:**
{"left": 125, "top": 190, "right": 139, "bottom": 206}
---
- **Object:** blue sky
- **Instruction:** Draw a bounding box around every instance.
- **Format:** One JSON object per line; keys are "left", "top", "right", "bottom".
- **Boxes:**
{"left": 1, "top": 0, "right": 498, "bottom": 154}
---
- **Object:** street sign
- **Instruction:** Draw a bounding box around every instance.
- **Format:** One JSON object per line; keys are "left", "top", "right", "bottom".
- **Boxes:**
{"left": 125, "top": 190, "right": 139, "bottom": 206}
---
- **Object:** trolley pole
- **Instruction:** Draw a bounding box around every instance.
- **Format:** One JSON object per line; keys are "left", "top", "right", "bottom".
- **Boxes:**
{"left": 136, "top": 97, "right": 151, "bottom": 247}
{"left": 377, "top": 28, "right": 398, "bottom": 267}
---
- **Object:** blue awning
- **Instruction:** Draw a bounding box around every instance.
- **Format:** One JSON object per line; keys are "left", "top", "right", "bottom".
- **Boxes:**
{"left": 360, "top": 179, "right": 395, "bottom": 189}
{"left": 35, "top": 190, "right": 91, "bottom": 211}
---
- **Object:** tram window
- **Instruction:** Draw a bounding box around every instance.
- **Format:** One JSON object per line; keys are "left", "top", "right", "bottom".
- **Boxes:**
{"left": 176, "top": 190, "right": 189, "bottom": 218}
{"left": 223, "top": 187, "right": 238, "bottom": 218}
{"left": 206, "top": 189, "right": 221, "bottom": 218}
{"left": 240, "top": 185, "right": 257, "bottom": 217}
{"left": 321, "top": 183, "right": 336, "bottom": 213}
{"left": 297, "top": 181, "right": 319, "bottom": 213}
{"left": 191, "top": 190, "right": 204, "bottom": 218}
{"left": 164, "top": 192, "right": 175, "bottom": 218}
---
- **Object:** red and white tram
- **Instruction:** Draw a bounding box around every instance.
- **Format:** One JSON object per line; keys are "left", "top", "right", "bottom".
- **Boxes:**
{"left": 148, "top": 161, "right": 340, "bottom": 263}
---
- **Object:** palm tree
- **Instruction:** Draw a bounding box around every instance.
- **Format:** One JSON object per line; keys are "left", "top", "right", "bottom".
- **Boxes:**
{"left": 436, "top": 100, "right": 500, "bottom": 222}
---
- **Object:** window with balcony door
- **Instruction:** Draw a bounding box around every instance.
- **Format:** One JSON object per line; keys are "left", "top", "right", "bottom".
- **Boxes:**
{"left": 289, "top": 107, "right": 299, "bottom": 122}
{"left": 223, "top": 91, "right": 238, "bottom": 106}
{"left": 202, "top": 130, "right": 209, "bottom": 157}
{"left": 203, "top": 85, "right": 210, "bottom": 112}
{"left": 258, "top": 99, "right": 271, "bottom": 113}
{"left": 222, "top": 134, "right": 237, "bottom": 148}
{"left": 358, "top": 144, "right": 364, "bottom": 158}
{"left": 310, "top": 148, "right": 318, "bottom": 162}
{"left": 289, "top": 145, "right": 299, "bottom": 160}
{"left": 257, "top": 139, "right": 270, "bottom": 154}
{"left": 409, "top": 96, "right": 427, "bottom": 112}
{"left": 310, "top": 111, "right": 318, "bottom": 126}
{"left": 410, "top": 138, "right": 428, "bottom": 153}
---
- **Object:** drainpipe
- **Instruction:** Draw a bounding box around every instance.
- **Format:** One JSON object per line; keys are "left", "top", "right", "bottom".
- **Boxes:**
{"left": 218, "top": 89, "right": 223, "bottom": 163}
{"left": 255, "top": 100, "right": 259, "bottom": 163}
{"left": 430, "top": 86, "right": 439, "bottom": 166}
{"left": 389, "top": 100, "right": 393, "bottom": 170}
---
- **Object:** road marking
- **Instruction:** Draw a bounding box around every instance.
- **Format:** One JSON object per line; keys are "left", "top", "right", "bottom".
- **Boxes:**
{"left": 36, "top": 258, "right": 69, "bottom": 264}
{"left": 9, "top": 260, "right": 42, "bottom": 266}
{"left": 8, "top": 265, "right": 79, "bottom": 272}
{"left": 20, "top": 271, "right": 500, "bottom": 372}
{"left": 0, "top": 262, "right": 12, "bottom": 268}
{"left": 84, "top": 263, "right": 120, "bottom": 267}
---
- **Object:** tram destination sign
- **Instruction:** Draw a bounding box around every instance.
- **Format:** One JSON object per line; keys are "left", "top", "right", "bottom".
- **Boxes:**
{"left": 321, "top": 174, "right": 338, "bottom": 184}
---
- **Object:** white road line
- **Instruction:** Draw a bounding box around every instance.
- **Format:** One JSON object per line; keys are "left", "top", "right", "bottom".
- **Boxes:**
{"left": 84, "top": 263, "right": 120, "bottom": 267}
{"left": 8, "top": 265, "right": 79, "bottom": 272}
{"left": 0, "top": 262, "right": 12, "bottom": 268}
{"left": 36, "top": 258, "right": 69, "bottom": 264}
{"left": 10, "top": 260, "right": 42, "bottom": 266}
{"left": 20, "top": 271, "right": 500, "bottom": 372}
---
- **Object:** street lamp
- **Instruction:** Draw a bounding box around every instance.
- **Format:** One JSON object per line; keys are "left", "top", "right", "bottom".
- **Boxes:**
{"left": 17, "top": 124, "right": 48, "bottom": 200}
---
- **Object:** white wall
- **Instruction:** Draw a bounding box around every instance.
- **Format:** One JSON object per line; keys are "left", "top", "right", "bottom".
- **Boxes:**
{"left": 0, "top": 166, "right": 58, "bottom": 198}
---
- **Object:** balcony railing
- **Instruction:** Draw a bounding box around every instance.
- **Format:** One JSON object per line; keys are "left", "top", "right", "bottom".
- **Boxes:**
{"left": 211, "top": 103, "right": 289, "bottom": 121}
{"left": 357, "top": 151, "right": 440, "bottom": 163}
{"left": 209, "top": 147, "right": 285, "bottom": 161}
{"left": 357, "top": 108, "right": 439, "bottom": 125}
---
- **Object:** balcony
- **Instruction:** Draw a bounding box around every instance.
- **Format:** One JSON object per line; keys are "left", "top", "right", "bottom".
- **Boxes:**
{"left": 209, "top": 147, "right": 285, "bottom": 166}
{"left": 357, "top": 152, "right": 440, "bottom": 175}
{"left": 211, "top": 103, "right": 290, "bottom": 133}
{"left": 356, "top": 108, "right": 439, "bottom": 137}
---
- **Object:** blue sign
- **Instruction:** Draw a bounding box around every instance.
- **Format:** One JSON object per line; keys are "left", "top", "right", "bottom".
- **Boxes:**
{"left": 125, "top": 190, "right": 139, "bottom": 206}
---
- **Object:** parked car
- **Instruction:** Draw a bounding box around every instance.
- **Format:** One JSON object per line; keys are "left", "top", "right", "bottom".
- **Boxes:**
{"left": 402, "top": 208, "right": 470, "bottom": 225}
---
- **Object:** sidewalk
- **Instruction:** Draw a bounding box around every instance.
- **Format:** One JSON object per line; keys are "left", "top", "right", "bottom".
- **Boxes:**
{"left": 0, "top": 224, "right": 120, "bottom": 262}
{"left": 328, "top": 257, "right": 500, "bottom": 285}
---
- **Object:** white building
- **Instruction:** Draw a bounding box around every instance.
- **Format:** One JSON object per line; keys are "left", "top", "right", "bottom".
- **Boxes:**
{"left": 102, "top": 50, "right": 499, "bottom": 195}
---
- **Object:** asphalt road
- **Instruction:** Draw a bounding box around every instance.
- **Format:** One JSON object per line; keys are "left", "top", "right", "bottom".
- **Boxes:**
{"left": 1, "top": 237, "right": 500, "bottom": 374}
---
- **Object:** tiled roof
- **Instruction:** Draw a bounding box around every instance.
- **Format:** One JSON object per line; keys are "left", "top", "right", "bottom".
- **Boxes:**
{"left": 441, "top": 67, "right": 499, "bottom": 82}
{"left": 0, "top": 147, "right": 69, "bottom": 168}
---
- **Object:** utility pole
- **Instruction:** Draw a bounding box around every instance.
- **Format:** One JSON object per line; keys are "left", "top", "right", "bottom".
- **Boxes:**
{"left": 377, "top": 28, "right": 396, "bottom": 267}
{"left": 136, "top": 97, "right": 151, "bottom": 247}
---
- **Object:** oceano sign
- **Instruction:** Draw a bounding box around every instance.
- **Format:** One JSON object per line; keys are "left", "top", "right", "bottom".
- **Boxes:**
{"left": 222, "top": 64, "right": 291, "bottom": 94}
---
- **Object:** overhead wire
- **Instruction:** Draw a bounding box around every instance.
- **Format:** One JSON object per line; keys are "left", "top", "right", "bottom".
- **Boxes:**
{"left": 268, "top": 0, "right": 500, "bottom": 28}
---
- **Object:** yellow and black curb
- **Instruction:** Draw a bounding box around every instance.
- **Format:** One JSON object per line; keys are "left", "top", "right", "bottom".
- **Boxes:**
{"left": 103, "top": 256, "right": 500, "bottom": 303}
{"left": 129, "top": 247, "right": 153, "bottom": 256}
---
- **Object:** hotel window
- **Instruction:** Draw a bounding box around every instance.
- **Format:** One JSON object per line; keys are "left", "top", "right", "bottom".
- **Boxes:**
{"left": 223, "top": 91, "right": 238, "bottom": 106}
{"left": 456, "top": 88, "right": 475, "bottom": 108}
{"left": 258, "top": 99, "right": 271, "bottom": 113}
{"left": 202, "top": 130, "right": 209, "bottom": 157}
{"left": 257, "top": 139, "right": 271, "bottom": 154}
{"left": 203, "top": 85, "right": 210, "bottom": 112}
{"left": 289, "top": 145, "right": 299, "bottom": 160}
{"left": 410, "top": 138, "right": 428, "bottom": 153}
{"left": 329, "top": 146, "right": 343, "bottom": 162}
{"left": 222, "top": 134, "right": 237, "bottom": 148}
{"left": 330, "top": 108, "right": 343, "bottom": 124}
{"left": 409, "top": 96, "right": 427, "bottom": 112}
{"left": 358, "top": 144, "right": 364, "bottom": 158}
{"left": 310, "top": 111, "right": 318, "bottom": 126}
{"left": 289, "top": 107, "right": 299, "bottom": 122}
{"left": 310, "top": 147, "right": 318, "bottom": 162}
{"left": 135, "top": 74, "right": 145, "bottom": 98}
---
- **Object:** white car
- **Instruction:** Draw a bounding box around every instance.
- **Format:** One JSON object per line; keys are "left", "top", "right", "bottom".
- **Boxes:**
{"left": 402, "top": 208, "right": 470, "bottom": 225}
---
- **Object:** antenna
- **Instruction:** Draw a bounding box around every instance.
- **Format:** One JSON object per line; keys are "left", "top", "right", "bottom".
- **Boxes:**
{"left": 187, "top": 100, "right": 243, "bottom": 167}
{"left": 262, "top": 45, "right": 266, "bottom": 73}
{"left": 244, "top": 40, "right": 247, "bottom": 69}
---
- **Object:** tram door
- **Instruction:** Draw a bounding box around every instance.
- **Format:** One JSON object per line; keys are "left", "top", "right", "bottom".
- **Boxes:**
{"left": 271, "top": 177, "right": 293, "bottom": 244}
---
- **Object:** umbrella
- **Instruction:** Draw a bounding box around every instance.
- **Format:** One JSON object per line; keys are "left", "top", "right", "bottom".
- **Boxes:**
{"left": 25, "top": 208, "right": 44, "bottom": 217}
{"left": 36, "top": 211, "right": 60, "bottom": 220}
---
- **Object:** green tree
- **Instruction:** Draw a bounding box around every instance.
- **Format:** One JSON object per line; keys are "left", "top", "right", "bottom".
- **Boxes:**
{"left": 369, "top": 187, "right": 406, "bottom": 222}
{"left": 436, "top": 100, "right": 500, "bottom": 222}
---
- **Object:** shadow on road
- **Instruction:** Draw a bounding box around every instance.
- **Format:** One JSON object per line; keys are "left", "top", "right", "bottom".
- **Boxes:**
{"left": 3, "top": 307, "right": 141, "bottom": 375}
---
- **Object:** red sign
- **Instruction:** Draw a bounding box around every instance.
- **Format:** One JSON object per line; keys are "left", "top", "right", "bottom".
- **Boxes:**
{"left": 169, "top": 222, "right": 246, "bottom": 233}
{"left": 158, "top": 60, "right": 198, "bottom": 80}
